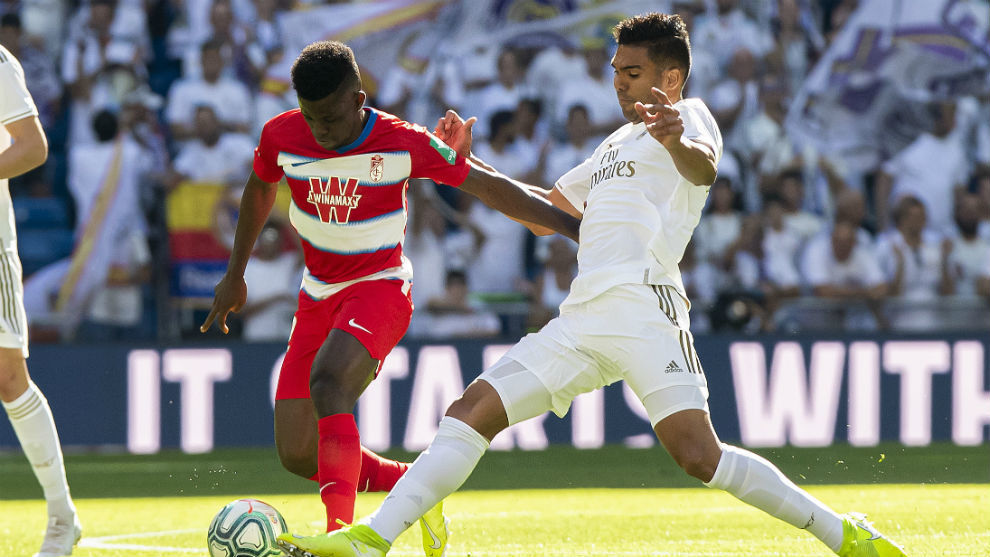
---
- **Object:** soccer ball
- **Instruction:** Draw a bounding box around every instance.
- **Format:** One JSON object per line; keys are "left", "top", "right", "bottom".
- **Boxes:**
{"left": 207, "top": 498, "right": 288, "bottom": 557}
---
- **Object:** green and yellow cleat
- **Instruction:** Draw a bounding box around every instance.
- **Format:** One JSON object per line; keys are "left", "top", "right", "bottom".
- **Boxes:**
{"left": 277, "top": 524, "right": 390, "bottom": 557}
{"left": 838, "top": 512, "right": 907, "bottom": 557}
{"left": 419, "top": 501, "right": 449, "bottom": 557}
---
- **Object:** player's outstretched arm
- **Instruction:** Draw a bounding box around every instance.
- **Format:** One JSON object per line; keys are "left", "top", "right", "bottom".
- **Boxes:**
{"left": 0, "top": 115, "right": 48, "bottom": 179}
{"left": 635, "top": 87, "right": 717, "bottom": 186}
{"left": 200, "top": 171, "right": 279, "bottom": 334}
{"left": 459, "top": 163, "right": 580, "bottom": 242}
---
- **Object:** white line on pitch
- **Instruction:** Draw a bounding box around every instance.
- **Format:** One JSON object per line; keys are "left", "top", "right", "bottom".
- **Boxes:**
{"left": 79, "top": 529, "right": 203, "bottom": 554}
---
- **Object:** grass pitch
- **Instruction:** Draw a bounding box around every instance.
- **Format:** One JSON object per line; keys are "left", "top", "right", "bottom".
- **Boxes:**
{"left": 1, "top": 443, "right": 987, "bottom": 556}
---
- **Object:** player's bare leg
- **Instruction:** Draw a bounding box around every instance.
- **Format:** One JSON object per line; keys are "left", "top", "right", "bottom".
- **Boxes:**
{"left": 653, "top": 407, "right": 904, "bottom": 556}
{"left": 275, "top": 398, "right": 320, "bottom": 479}
{"left": 308, "top": 330, "right": 380, "bottom": 531}
{"left": 0, "top": 348, "right": 81, "bottom": 556}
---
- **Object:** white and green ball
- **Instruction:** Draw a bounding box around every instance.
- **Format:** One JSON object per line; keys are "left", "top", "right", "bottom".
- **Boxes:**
{"left": 207, "top": 498, "right": 288, "bottom": 557}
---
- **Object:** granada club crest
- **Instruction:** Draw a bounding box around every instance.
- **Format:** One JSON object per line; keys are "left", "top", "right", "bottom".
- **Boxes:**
{"left": 307, "top": 176, "right": 362, "bottom": 223}
{"left": 370, "top": 154, "right": 384, "bottom": 183}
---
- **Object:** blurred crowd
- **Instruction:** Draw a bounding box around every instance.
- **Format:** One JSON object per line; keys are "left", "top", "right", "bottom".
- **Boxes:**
{"left": 2, "top": 0, "right": 989, "bottom": 343}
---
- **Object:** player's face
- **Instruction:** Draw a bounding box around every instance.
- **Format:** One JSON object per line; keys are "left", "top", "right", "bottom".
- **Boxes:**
{"left": 298, "top": 86, "right": 367, "bottom": 151}
{"left": 611, "top": 44, "right": 668, "bottom": 123}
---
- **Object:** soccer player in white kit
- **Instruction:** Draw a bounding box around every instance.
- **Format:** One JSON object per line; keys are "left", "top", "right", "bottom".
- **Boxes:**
{"left": 278, "top": 13, "right": 906, "bottom": 557}
{"left": 0, "top": 44, "right": 82, "bottom": 556}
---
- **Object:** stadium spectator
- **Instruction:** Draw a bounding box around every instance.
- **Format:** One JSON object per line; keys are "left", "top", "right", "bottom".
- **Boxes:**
{"left": 61, "top": 0, "right": 147, "bottom": 146}
{"left": 511, "top": 98, "right": 550, "bottom": 169}
{"left": 800, "top": 219, "right": 888, "bottom": 329}
{"left": 165, "top": 39, "right": 254, "bottom": 142}
{"left": 542, "top": 104, "right": 600, "bottom": 188}
{"left": 468, "top": 48, "right": 532, "bottom": 138}
{"left": 707, "top": 47, "right": 759, "bottom": 154}
{"left": 695, "top": 176, "right": 742, "bottom": 269}
{"left": 875, "top": 101, "right": 970, "bottom": 234}
{"left": 473, "top": 109, "right": 539, "bottom": 185}
{"left": 169, "top": 104, "right": 254, "bottom": 186}
{"left": 777, "top": 168, "right": 825, "bottom": 245}
{"left": 943, "top": 193, "right": 990, "bottom": 299}
{"left": 0, "top": 14, "right": 60, "bottom": 128}
{"left": 554, "top": 36, "right": 626, "bottom": 134}
{"left": 412, "top": 269, "right": 501, "bottom": 339}
{"left": 241, "top": 221, "right": 303, "bottom": 342}
{"left": 875, "top": 196, "right": 949, "bottom": 331}
{"left": 25, "top": 109, "right": 155, "bottom": 341}
{"left": 527, "top": 234, "right": 577, "bottom": 330}
{"left": 691, "top": 0, "right": 773, "bottom": 94}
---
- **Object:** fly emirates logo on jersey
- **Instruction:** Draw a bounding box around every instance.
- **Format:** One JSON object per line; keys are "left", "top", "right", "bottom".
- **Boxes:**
{"left": 590, "top": 145, "right": 637, "bottom": 189}
{"left": 307, "top": 176, "right": 362, "bottom": 223}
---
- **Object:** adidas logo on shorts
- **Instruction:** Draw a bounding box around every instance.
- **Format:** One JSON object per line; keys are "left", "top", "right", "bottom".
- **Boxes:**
{"left": 665, "top": 360, "right": 683, "bottom": 373}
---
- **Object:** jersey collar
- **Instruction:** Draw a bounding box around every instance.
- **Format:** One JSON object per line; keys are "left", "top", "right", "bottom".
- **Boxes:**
{"left": 333, "top": 107, "right": 377, "bottom": 154}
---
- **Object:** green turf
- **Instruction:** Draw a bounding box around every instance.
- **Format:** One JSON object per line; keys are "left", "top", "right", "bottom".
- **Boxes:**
{"left": 0, "top": 442, "right": 987, "bottom": 499}
{"left": 3, "top": 484, "right": 988, "bottom": 556}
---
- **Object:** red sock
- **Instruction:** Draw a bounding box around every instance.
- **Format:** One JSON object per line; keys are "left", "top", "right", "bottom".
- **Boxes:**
{"left": 317, "top": 414, "right": 362, "bottom": 532}
{"left": 357, "top": 446, "right": 410, "bottom": 492}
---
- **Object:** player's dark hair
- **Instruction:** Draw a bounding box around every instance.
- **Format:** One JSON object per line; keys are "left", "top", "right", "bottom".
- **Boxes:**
{"left": 612, "top": 12, "right": 691, "bottom": 80}
{"left": 291, "top": 40, "right": 360, "bottom": 102}
{"left": 92, "top": 109, "right": 118, "bottom": 142}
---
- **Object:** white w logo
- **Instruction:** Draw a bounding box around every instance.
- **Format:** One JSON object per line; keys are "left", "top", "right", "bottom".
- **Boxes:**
{"left": 306, "top": 176, "right": 362, "bottom": 223}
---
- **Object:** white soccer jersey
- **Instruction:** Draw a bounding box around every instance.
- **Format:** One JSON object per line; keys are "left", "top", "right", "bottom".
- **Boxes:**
{"left": 0, "top": 45, "right": 37, "bottom": 355}
{"left": 0, "top": 45, "right": 39, "bottom": 241}
{"left": 555, "top": 98, "right": 722, "bottom": 306}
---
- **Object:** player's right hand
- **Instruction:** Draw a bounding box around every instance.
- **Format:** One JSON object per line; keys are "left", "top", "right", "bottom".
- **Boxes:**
{"left": 200, "top": 274, "right": 247, "bottom": 334}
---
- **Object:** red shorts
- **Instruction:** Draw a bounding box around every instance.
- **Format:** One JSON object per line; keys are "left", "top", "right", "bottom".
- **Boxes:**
{"left": 275, "top": 278, "right": 413, "bottom": 400}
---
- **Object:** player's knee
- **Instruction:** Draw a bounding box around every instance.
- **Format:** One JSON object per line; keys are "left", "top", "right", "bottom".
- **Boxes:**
{"left": 276, "top": 442, "right": 316, "bottom": 479}
{"left": 309, "top": 372, "right": 360, "bottom": 413}
{"left": 445, "top": 380, "right": 509, "bottom": 440}
{"left": 672, "top": 446, "right": 718, "bottom": 482}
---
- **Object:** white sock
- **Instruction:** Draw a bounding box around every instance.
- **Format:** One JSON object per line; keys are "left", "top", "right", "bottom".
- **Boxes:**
{"left": 365, "top": 416, "right": 489, "bottom": 543}
{"left": 3, "top": 381, "right": 74, "bottom": 515}
{"left": 705, "top": 444, "right": 844, "bottom": 553}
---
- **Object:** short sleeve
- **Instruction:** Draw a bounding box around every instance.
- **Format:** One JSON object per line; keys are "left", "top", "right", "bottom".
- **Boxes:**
{"left": 405, "top": 127, "right": 470, "bottom": 186}
{"left": 680, "top": 99, "right": 723, "bottom": 163}
{"left": 252, "top": 120, "right": 285, "bottom": 183}
{"left": 554, "top": 155, "right": 595, "bottom": 215}
{"left": 0, "top": 51, "right": 38, "bottom": 125}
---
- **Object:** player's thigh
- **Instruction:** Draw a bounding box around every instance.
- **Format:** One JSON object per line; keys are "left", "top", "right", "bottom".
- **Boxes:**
{"left": 480, "top": 316, "right": 600, "bottom": 425}
{"left": 592, "top": 285, "right": 709, "bottom": 425}
{"left": 275, "top": 294, "right": 331, "bottom": 401}
{"left": 326, "top": 279, "right": 412, "bottom": 364}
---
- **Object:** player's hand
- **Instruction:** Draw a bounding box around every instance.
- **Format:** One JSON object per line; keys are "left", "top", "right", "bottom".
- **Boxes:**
{"left": 635, "top": 87, "right": 684, "bottom": 149}
{"left": 200, "top": 274, "right": 247, "bottom": 334}
{"left": 433, "top": 109, "right": 477, "bottom": 158}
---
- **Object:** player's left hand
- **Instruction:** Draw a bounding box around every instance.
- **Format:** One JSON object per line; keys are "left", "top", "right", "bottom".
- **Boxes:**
{"left": 635, "top": 87, "right": 684, "bottom": 149}
{"left": 433, "top": 109, "right": 477, "bottom": 158}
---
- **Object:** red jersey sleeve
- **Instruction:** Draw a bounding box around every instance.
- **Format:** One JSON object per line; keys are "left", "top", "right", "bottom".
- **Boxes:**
{"left": 405, "top": 125, "right": 470, "bottom": 187}
{"left": 253, "top": 119, "right": 286, "bottom": 183}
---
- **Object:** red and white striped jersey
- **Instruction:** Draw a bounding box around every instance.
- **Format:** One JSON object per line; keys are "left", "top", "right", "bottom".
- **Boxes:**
{"left": 253, "top": 107, "right": 470, "bottom": 296}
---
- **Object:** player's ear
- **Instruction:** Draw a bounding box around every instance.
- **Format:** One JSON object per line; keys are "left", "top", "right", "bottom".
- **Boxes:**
{"left": 356, "top": 90, "right": 367, "bottom": 108}
{"left": 663, "top": 67, "right": 682, "bottom": 92}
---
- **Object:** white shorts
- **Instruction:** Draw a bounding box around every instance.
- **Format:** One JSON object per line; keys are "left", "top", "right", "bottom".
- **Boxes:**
{"left": 480, "top": 283, "right": 708, "bottom": 427}
{"left": 0, "top": 238, "right": 28, "bottom": 357}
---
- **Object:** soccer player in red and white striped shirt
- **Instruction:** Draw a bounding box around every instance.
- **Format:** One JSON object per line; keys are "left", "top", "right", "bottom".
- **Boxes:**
{"left": 199, "top": 40, "right": 578, "bottom": 552}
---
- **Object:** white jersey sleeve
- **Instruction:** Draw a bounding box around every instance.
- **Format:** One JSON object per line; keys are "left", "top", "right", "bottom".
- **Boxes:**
{"left": 0, "top": 46, "right": 39, "bottom": 125}
{"left": 677, "top": 98, "right": 723, "bottom": 164}
{"left": 554, "top": 154, "right": 595, "bottom": 215}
